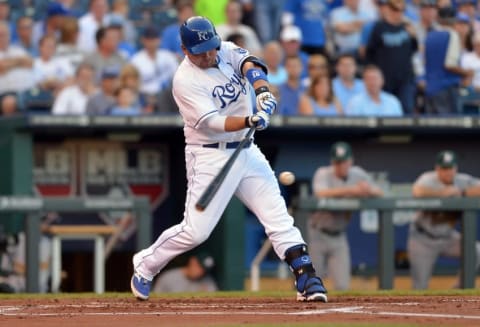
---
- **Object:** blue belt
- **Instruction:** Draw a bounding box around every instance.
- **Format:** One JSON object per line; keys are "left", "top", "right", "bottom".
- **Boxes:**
{"left": 202, "top": 140, "right": 252, "bottom": 149}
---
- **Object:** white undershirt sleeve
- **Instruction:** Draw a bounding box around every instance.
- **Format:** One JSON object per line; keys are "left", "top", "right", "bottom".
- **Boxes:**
{"left": 204, "top": 114, "right": 227, "bottom": 132}
{"left": 444, "top": 30, "right": 461, "bottom": 68}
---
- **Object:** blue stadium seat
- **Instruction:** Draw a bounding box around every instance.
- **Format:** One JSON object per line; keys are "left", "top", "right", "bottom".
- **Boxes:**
{"left": 154, "top": 9, "right": 176, "bottom": 28}
{"left": 19, "top": 87, "right": 54, "bottom": 113}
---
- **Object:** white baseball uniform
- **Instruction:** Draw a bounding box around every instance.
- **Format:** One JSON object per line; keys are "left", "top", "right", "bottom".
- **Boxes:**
{"left": 133, "top": 41, "right": 306, "bottom": 280}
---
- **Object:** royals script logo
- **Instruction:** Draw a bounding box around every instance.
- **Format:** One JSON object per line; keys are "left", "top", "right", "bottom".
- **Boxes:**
{"left": 212, "top": 72, "right": 247, "bottom": 109}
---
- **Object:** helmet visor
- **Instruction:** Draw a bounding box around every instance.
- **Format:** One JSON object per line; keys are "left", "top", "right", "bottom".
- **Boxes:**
{"left": 189, "top": 35, "right": 221, "bottom": 55}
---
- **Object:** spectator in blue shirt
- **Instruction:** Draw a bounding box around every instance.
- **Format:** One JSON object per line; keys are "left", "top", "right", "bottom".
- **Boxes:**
{"left": 359, "top": 0, "right": 389, "bottom": 60}
{"left": 253, "top": 0, "right": 286, "bottom": 43}
{"left": 110, "top": 86, "right": 142, "bottom": 116}
{"left": 278, "top": 55, "right": 305, "bottom": 115}
{"left": 12, "top": 16, "right": 37, "bottom": 56}
{"left": 425, "top": 6, "right": 473, "bottom": 114}
{"left": 161, "top": 0, "right": 195, "bottom": 60}
{"left": 332, "top": 54, "right": 365, "bottom": 110}
{"left": 346, "top": 64, "right": 403, "bottom": 116}
{"left": 366, "top": 0, "right": 418, "bottom": 114}
{"left": 330, "top": 0, "right": 372, "bottom": 57}
{"left": 283, "top": 0, "right": 329, "bottom": 56}
{"left": 299, "top": 73, "right": 343, "bottom": 116}
{"left": 280, "top": 24, "right": 310, "bottom": 79}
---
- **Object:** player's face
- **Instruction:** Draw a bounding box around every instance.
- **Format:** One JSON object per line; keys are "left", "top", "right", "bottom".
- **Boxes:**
{"left": 185, "top": 257, "right": 206, "bottom": 281}
{"left": 184, "top": 47, "right": 218, "bottom": 69}
{"left": 332, "top": 159, "right": 352, "bottom": 178}
{"left": 436, "top": 166, "right": 457, "bottom": 184}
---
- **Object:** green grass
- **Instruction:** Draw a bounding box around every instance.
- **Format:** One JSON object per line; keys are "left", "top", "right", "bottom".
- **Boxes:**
{"left": 0, "top": 288, "right": 479, "bottom": 300}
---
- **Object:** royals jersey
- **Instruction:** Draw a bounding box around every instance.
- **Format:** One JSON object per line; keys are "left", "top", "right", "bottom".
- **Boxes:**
{"left": 172, "top": 41, "right": 254, "bottom": 145}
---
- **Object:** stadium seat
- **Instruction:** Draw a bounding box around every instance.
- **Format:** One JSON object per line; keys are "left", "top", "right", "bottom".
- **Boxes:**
{"left": 19, "top": 87, "right": 54, "bottom": 113}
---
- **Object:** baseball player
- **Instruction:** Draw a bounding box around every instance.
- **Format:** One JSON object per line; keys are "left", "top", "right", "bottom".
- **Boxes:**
{"left": 407, "top": 150, "right": 480, "bottom": 289}
{"left": 309, "top": 142, "right": 383, "bottom": 290}
{"left": 130, "top": 16, "right": 327, "bottom": 302}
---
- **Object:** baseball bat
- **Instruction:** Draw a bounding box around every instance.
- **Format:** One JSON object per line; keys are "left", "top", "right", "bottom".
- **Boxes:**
{"left": 196, "top": 126, "right": 256, "bottom": 211}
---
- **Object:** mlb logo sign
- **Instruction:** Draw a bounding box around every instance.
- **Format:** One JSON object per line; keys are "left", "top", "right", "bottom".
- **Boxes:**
{"left": 33, "top": 141, "right": 169, "bottom": 210}
{"left": 80, "top": 142, "right": 169, "bottom": 210}
{"left": 34, "top": 143, "right": 76, "bottom": 196}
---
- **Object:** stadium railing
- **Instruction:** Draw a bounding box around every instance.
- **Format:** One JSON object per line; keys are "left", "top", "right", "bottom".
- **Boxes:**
{"left": 0, "top": 195, "right": 151, "bottom": 293}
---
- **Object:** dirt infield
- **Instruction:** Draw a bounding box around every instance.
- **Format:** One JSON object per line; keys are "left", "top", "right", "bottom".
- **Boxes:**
{"left": 0, "top": 294, "right": 479, "bottom": 326}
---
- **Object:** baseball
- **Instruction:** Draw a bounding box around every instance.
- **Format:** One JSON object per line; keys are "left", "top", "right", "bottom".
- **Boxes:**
{"left": 279, "top": 171, "right": 295, "bottom": 186}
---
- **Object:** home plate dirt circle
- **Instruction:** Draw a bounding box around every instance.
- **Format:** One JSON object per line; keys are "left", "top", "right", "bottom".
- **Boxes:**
{"left": 0, "top": 295, "right": 479, "bottom": 326}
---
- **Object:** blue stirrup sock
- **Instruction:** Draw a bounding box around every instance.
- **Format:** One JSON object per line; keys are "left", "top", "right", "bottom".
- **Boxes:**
{"left": 284, "top": 244, "right": 325, "bottom": 293}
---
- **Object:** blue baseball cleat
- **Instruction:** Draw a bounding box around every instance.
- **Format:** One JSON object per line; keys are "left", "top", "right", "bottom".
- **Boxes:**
{"left": 296, "top": 276, "right": 328, "bottom": 302}
{"left": 130, "top": 272, "right": 152, "bottom": 300}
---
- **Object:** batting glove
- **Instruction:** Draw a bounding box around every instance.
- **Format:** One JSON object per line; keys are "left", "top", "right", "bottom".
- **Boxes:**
{"left": 247, "top": 111, "right": 270, "bottom": 131}
{"left": 256, "top": 91, "right": 277, "bottom": 115}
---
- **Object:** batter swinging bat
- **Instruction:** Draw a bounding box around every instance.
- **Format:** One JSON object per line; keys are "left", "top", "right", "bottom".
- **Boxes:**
{"left": 196, "top": 126, "right": 256, "bottom": 211}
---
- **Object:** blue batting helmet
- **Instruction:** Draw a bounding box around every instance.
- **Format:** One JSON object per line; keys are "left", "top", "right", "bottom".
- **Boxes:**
{"left": 180, "top": 16, "right": 221, "bottom": 55}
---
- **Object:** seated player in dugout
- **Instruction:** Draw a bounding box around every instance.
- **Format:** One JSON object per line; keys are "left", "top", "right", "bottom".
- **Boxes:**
{"left": 152, "top": 251, "right": 218, "bottom": 293}
{"left": 408, "top": 150, "right": 480, "bottom": 289}
{"left": 309, "top": 142, "right": 383, "bottom": 290}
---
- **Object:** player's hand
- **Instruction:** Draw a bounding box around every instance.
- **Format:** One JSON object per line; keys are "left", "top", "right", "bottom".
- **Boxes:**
{"left": 442, "top": 185, "right": 462, "bottom": 197}
{"left": 247, "top": 111, "right": 270, "bottom": 131}
{"left": 256, "top": 91, "right": 277, "bottom": 115}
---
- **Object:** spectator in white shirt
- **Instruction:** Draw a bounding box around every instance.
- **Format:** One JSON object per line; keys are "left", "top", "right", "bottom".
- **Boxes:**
{"left": 461, "top": 33, "right": 480, "bottom": 91}
{"left": 52, "top": 62, "right": 97, "bottom": 115}
{"left": 34, "top": 35, "right": 74, "bottom": 95}
{"left": 0, "top": 21, "right": 34, "bottom": 95}
{"left": 55, "top": 16, "right": 86, "bottom": 70}
{"left": 215, "top": 0, "right": 262, "bottom": 55}
{"left": 77, "top": 0, "right": 111, "bottom": 53}
{"left": 130, "top": 26, "right": 178, "bottom": 98}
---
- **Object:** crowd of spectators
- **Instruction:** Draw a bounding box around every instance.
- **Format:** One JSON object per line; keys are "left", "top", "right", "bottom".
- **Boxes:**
{"left": 0, "top": 0, "right": 479, "bottom": 117}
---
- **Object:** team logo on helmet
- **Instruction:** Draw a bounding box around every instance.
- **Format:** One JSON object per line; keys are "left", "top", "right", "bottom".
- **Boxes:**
{"left": 197, "top": 31, "right": 209, "bottom": 41}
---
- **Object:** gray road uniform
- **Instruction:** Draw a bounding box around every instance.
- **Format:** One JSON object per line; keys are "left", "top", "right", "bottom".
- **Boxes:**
{"left": 152, "top": 268, "right": 218, "bottom": 293}
{"left": 309, "top": 165, "right": 378, "bottom": 290}
{"left": 407, "top": 171, "right": 480, "bottom": 289}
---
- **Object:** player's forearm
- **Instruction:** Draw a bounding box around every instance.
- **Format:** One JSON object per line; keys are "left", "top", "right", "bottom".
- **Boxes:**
{"left": 334, "top": 22, "right": 361, "bottom": 34}
{"left": 242, "top": 61, "right": 270, "bottom": 90}
{"left": 224, "top": 116, "right": 249, "bottom": 132}
{"left": 315, "top": 186, "right": 362, "bottom": 198}
{"left": 412, "top": 185, "right": 448, "bottom": 197}
{"left": 369, "top": 186, "right": 384, "bottom": 197}
{"left": 464, "top": 185, "right": 480, "bottom": 197}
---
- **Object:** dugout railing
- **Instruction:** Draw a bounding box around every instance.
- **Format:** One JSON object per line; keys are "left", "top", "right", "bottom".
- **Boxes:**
{"left": 251, "top": 197, "right": 479, "bottom": 291}
{"left": 297, "top": 197, "right": 479, "bottom": 289}
{"left": 0, "top": 196, "right": 151, "bottom": 293}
